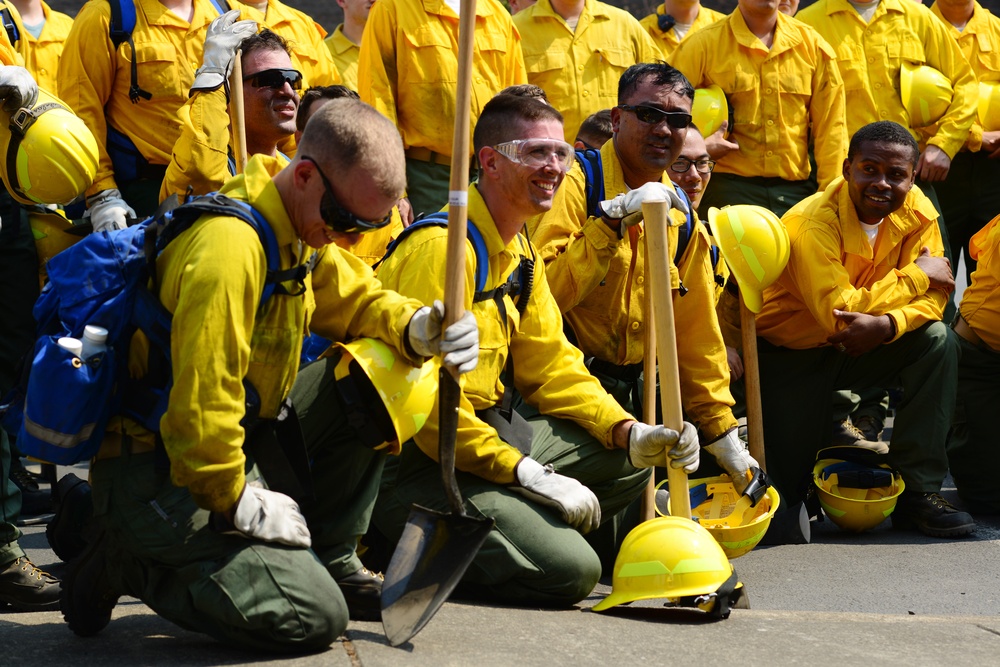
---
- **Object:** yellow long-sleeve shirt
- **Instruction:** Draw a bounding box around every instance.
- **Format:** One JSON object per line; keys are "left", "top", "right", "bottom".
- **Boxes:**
{"left": 376, "top": 185, "right": 632, "bottom": 484}
{"left": 797, "top": 0, "right": 976, "bottom": 159}
{"left": 325, "top": 23, "right": 359, "bottom": 91}
{"left": 116, "top": 155, "right": 424, "bottom": 511}
{"left": 0, "top": 1, "right": 25, "bottom": 65}
{"left": 639, "top": 3, "right": 725, "bottom": 61}
{"left": 756, "top": 177, "right": 947, "bottom": 350}
{"left": 357, "top": 0, "right": 526, "bottom": 158}
{"left": 514, "top": 0, "right": 661, "bottom": 143}
{"left": 671, "top": 10, "right": 848, "bottom": 188}
{"left": 21, "top": 1, "right": 71, "bottom": 93}
{"left": 527, "top": 141, "right": 737, "bottom": 443}
{"left": 960, "top": 215, "right": 1000, "bottom": 350}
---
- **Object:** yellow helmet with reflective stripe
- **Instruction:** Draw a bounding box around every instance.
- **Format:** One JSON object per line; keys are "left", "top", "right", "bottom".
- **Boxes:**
{"left": 900, "top": 62, "right": 953, "bottom": 128}
{"left": 978, "top": 81, "right": 1000, "bottom": 132}
{"left": 692, "top": 85, "right": 729, "bottom": 138}
{"left": 707, "top": 205, "right": 790, "bottom": 313}
{"left": 813, "top": 447, "right": 905, "bottom": 532}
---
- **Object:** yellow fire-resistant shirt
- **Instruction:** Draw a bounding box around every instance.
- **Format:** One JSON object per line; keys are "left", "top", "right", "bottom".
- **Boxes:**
{"left": 376, "top": 185, "right": 632, "bottom": 484}
{"left": 756, "top": 177, "right": 947, "bottom": 350}
{"left": 325, "top": 23, "right": 359, "bottom": 91}
{"left": 960, "top": 215, "right": 1000, "bottom": 350}
{"left": 236, "top": 0, "right": 341, "bottom": 89}
{"left": 357, "top": 0, "right": 526, "bottom": 159}
{"left": 58, "top": 0, "right": 222, "bottom": 196}
{"left": 21, "top": 2, "right": 72, "bottom": 93}
{"left": 797, "top": 0, "right": 976, "bottom": 159}
{"left": 639, "top": 3, "right": 725, "bottom": 61}
{"left": 929, "top": 2, "right": 1000, "bottom": 152}
{"left": 528, "top": 141, "right": 737, "bottom": 443}
{"left": 514, "top": 0, "right": 661, "bottom": 143}
{"left": 113, "top": 154, "right": 424, "bottom": 512}
{"left": 671, "top": 10, "right": 848, "bottom": 189}
{"left": 0, "top": 1, "right": 26, "bottom": 66}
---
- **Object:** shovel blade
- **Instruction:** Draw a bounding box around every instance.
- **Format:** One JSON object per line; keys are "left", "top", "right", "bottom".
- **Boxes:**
{"left": 381, "top": 504, "right": 494, "bottom": 647}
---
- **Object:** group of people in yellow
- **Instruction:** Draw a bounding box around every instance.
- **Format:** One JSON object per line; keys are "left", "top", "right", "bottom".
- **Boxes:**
{"left": 0, "top": 0, "right": 995, "bottom": 657}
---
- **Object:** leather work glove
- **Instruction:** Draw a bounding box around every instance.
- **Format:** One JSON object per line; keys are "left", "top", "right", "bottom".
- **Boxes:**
{"left": 216, "top": 482, "right": 312, "bottom": 548}
{"left": 0, "top": 65, "right": 38, "bottom": 113}
{"left": 408, "top": 300, "right": 479, "bottom": 374}
{"left": 628, "top": 421, "right": 699, "bottom": 472}
{"left": 704, "top": 429, "right": 760, "bottom": 495}
{"left": 86, "top": 189, "right": 136, "bottom": 232}
{"left": 599, "top": 182, "right": 689, "bottom": 233}
{"left": 513, "top": 457, "right": 601, "bottom": 534}
{"left": 191, "top": 10, "right": 258, "bottom": 93}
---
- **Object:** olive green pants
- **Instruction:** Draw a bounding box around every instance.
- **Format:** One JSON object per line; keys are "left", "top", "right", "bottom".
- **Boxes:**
{"left": 935, "top": 150, "right": 1000, "bottom": 284}
{"left": 699, "top": 173, "right": 815, "bottom": 218}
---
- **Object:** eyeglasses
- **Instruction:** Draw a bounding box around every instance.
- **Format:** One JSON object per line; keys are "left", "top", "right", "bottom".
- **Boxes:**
{"left": 619, "top": 104, "right": 692, "bottom": 129}
{"left": 670, "top": 157, "right": 716, "bottom": 174}
{"left": 492, "top": 138, "right": 575, "bottom": 171}
{"left": 300, "top": 156, "right": 394, "bottom": 233}
{"left": 243, "top": 68, "right": 303, "bottom": 91}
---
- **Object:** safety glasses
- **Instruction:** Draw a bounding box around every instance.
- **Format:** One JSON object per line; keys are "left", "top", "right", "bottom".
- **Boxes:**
{"left": 243, "top": 68, "right": 304, "bottom": 91}
{"left": 670, "top": 157, "right": 717, "bottom": 174}
{"left": 300, "top": 156, "right": 394, "bottom": 233}
{"left": 493, "top": 138, "right": 575, "bottom": 171}
{"left": 619, "top": 104, "right": 692, "bottom": 129}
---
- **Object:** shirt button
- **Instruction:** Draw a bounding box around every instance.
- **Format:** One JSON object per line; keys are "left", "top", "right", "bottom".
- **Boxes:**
{"left": 767, "top": 119, "right": 774, "bottom": 126}
{"left": 880, "top": 110, "right": 888, "bottom": 117}
{"left": 578, "top": 65, "right": 585, "bottom": 71}
{"left": 875, "top": 82, "right": 882, "bottom": 89}
{"left": 766, "top": 150, "right": 773, "bottom": 156}
{"left": 637, "top": 275, "right": 644, "bottom": 285}
{"left": 869, "top": 57, "right": 875, "bottom": 63}
{"left": 631, "top": 321, "right": 640, "bottom": 331}
{"left": 583, "top": 90, "right": 589, "bottom": 96}
{"left": 766, "top": 88, "right": 773, "bottom": 95}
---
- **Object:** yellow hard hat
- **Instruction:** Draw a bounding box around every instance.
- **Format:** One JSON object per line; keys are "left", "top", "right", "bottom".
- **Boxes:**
{"left": 978, "top": 81, "right": 1000, "bottom": 132}
{"left": 0, "top": 87, "right": 99, "bottom": 206}
{"left": 707, "top": 205, "right": 790, "bottom": 313}
{"left": 900, "top": 62, "right": 953, "bottom": 128}
{"left": 29, "top": 206, "right": 82, "bottom": 287}
{"left": 330, "top": 338, "right": 438, "bottom": 455}
{"left": 813, "top": 447, "right": 905, "bottom": 532}
{"left": 692, "top": 85, "right": 729, "bottom": 138}
{"left": 592, "top": 516, "right": 743, "bottom": 618}
{"left": 685, "top": 474, "right": 781, "bottom": 559}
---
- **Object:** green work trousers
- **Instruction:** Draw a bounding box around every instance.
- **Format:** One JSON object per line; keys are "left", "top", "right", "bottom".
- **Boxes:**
{"left": 0, "top": 430, "right": 25, "bottom": 567}
{"left": 947, "top": 333, "right": 1000, "bottom": 514}
{"left": 757, "top": 321, "right": 956, "bottom": 505}
{"left": 373, "top": 412, "right": 649, "bottom": 606}
{"left": 89, "top": 357, "right": 385, "bottom": 652}
{"left": 935, "top": 150, "right": 1000, "bottom": 284}
{"left": 119, "top": 176, "right": 166, "bottom": 221}
{"left": 698, "top": 173, "right": 815, "bottom": 218}
{"left": 404, "top": 158, "right": 451, "bottom": 218}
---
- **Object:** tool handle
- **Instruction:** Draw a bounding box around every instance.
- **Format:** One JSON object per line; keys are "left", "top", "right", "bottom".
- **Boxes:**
{"left": 740, "top": 296, "right": 767, "bottom": 471}
{"left": 640, "top": 242, "right": 658, "bottom": 522}
{"left": 228, "top": 51, "right": 248, "bottom": 174}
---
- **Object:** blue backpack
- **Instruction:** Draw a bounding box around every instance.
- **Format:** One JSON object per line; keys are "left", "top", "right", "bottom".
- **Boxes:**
{"left": 0, "top": 193, "right": 311, "bottom": 464}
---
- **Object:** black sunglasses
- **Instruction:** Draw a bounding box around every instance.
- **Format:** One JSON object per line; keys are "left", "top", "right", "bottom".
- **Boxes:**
{"left": 243, "top": 68, "right": 303, "bottom": 91}
{"left": 300, "top": 156, "right": 393, "bottom": 234}
{"left": 619, "top": 104, "right": 693, "bottom": 129}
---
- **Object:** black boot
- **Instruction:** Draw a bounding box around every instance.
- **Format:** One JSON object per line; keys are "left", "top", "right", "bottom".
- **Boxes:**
{"left": 46, "top": 473, "right": 93, "bottom": 562}
{"left": 0, "top": 556, "right": 61, "bottom": 611}
{"left": 892, "top": 491, "right": 975, "bottom": 538}
{"left": 61, "top": 528, "right": 121, "bottom": 636}
{"left": 336, "top": 567, "right": 383, "bottom": 621}
{"left": 9, "top": 458, "right": 52, "bottom": 517}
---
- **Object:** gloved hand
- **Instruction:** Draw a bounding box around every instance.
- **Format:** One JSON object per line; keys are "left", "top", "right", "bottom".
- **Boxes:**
{"left": 513, "top": 457, "right": 601, "bottom": 534}
{"left": 0, "top": 65, "right": 38, "bottom": 113}
{"left": 599, "top": 182, "right": 689, "bottom": 231}
{"left": 408, "top": 300, "right": 479, "bottom": 374}
{"left": 86, "top": 189, "right": 136, "bottom": 232}
{"left": 226, "top": 482, "right": 311, "bottom": 548}
{"left": 191, "top": 10, "right": 258, "bottom": 93}
{"left": 704, "top": 429, "right": 759, "bottom": 494}
{"left": 628, "top": 421, "right": 699, "bottom": 472}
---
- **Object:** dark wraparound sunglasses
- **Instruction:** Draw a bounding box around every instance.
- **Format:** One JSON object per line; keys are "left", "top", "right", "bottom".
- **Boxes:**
{"left": 300, "top": 156, "right": 394, "bottom": 234}
{"left": 243, "top": 68, "right": 303, "bottom": 91}
{"left": 619, "top": 104, "right": 693, "bottom": 129}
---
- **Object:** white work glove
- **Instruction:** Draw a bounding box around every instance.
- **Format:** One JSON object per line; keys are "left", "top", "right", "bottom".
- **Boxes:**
{"left": 0, "top": 65, "right": 38, "bottom": 113}
{"left": 513, "top": 457, "right": 601, "bottom": 534}
{"left": 229, "top": 482, "right": 311, "bottom": 548}
{"left": 408, "top": 300, "right": 479, "bottom": 374}
{"left": 628, "top": 421, "right": 700, "bottom": 472}
{"left": 191, "top": 10, "right": 258, "bottom": 93}
{"left": 704, "top": 429, "right": 760, "bottom": 495}
{"left": 86, "top": 189, "right": 136, "bottom": 232}
{"left": 599, "top": 182, "right": 689, "bottom": 231}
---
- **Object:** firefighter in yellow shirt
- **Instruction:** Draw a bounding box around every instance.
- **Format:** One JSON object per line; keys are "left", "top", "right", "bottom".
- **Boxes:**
{"left": 9, "top": 0, "right": 71, "bottom": 93}
{"left": 755, "top": 121, "right": 974, "bottom": 541}
{"left": 325, "top": 0, "right": 372, "bottom": 91}
{"left": 639, "top": 0, "right": 725, "bottom": 61}
{"left": 513, "top": 0, "right": 661, "bottom": 143}
{"left": 357, "top": 0, "right": 526, "bottom": 216}
{"left": 671, "top": 0, "right": 848, "bottom": 217}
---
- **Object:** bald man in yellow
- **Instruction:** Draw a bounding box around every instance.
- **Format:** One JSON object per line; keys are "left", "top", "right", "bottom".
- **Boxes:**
{"left": 640, "top": 0, "right": 725, "bottom": 60}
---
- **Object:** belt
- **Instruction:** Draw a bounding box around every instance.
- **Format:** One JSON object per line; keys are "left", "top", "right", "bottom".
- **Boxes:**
{"left": 94, "top": 432, "right": 157, "bottom": 461}
{"left": 953, "top": 315, "right": 997, "bottom": 353}
{"left": 587, "top": 357, "right": 644, "bottom": 383}
{"left": 405, "top": 146, "right": 451, "bottom": 167}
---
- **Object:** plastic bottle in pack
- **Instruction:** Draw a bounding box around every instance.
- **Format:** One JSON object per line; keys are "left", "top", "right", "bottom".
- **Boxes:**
{"left": 57, "top": 337, "right": 83, "bottom": 359}
{"left": 79, "top": 325, "right": 109, "bottom": 361}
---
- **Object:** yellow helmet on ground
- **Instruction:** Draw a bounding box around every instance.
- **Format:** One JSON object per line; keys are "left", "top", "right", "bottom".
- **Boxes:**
{"left": 692, "top": 85, "right": 729, "bottom": 138}
{"left": 707, "top": 205, "right": 790, "bottom": 313}
{"left": 900, "top": 62, "right": 953, "bottom": 128}
{"left": 329, "top": 338, "right": 438, "bottom": 455}
{"left": 1, "top": 87, "right": 100, "bottom": 206}
{"left": 592, "top": 516, "right": 743, "bottom": 618}
{"left": 685, "top": 472, "right": 780, "bottom": 559}
{"left": 29, "top": 206, "right": 82, "bottom": 288}
{"left": 813, "top": 447, "right": 905, "bottom": 532}
{"left": 978, "top": 81, "right": 1000, "bottom": 132}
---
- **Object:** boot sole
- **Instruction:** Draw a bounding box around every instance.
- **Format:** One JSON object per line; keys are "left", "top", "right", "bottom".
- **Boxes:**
{"left": 891, "top": 515, "right": 976, "bottom": 539}
{"left": 0, "top": 596, "right": 61, "bottom": 612}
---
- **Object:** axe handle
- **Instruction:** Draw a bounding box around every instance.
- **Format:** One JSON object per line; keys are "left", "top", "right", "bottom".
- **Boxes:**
{"left": 640, "top": 241, "right": 658, "bottom": 522}
{"left": 228, "top": 51, "right": 248, "bottom": 175}
{"left": 740, "top": 296, "right": 767, "bottom": 471}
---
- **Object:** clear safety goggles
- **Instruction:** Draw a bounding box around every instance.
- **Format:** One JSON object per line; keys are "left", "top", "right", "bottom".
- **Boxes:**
{"left": 492, "top": 139, "right": 575, "bottom": 171}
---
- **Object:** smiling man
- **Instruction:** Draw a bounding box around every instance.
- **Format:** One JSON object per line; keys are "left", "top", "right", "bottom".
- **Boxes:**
{"left": 754, "top": 121, "right": 974, "bottom": 540}
{"left": 667, "top": 124, "right": 714, "bottom": 212}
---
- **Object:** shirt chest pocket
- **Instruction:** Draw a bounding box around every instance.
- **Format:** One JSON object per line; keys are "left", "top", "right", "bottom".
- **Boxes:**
{"left": 836, "top": 43, "right": 865, "bottom": 92}
{"left": 594, "top": 47, "right": 634, "bottom": 99}
{"left": 402, "top": 24, "right": 457, "bottom": 84}
{"left": 524, "top": 49, "right": 566, "bottom": 88}
{"left": 124, "top": 42, "right": 184, "bottom": 101}
{"left": 717, "top": 69, "right": 759, "bottom": 125}
{"left": 975, "top": 36, "right": 1000, "bottom": 78}
{"left": 886, "top": 35, "right": 926, "bottom": 70}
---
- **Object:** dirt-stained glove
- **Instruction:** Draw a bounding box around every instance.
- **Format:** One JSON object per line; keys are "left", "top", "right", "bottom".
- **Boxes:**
{"left": 408, "top": 300, "right": 479, "bottom": 374}
{"left": 191, "top": 10, "right": 258, "bottom": 93}
{"left": 0, "top": 65, "right": 38, "bottom": 113}
{"left": 513, "top": 457, "right": 601, "bottom": 534}
{"left": 87, "top": 189, "right": 136, "bottom": 232}
{"left": 628, "top": 421, "right": 700, "bottom": 472}
{"left": 216, "top": 482, "right": 311, "bottom": 548}
{"left": 704, "top": 429, "right": 759, "bottom": 494}
{"left": 599, "top": 182, "right": 689, "bottom": 233}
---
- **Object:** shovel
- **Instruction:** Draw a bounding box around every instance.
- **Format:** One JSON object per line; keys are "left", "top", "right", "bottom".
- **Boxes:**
{"left": 380, "top": 0, "right": 494, "bottom": 647}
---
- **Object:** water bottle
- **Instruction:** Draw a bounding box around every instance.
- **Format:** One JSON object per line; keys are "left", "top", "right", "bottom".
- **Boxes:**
{"left": 79, "top": 325, "right": 109, "bottom": 361}
{"left": 57, "top": 337, "right": 83, "bottom": 359}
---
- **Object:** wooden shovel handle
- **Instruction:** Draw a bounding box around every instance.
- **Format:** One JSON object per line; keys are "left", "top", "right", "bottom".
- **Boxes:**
{"left": 740, "top": 296, "right": 767, "bottom": 471}
{"left": 228, "top": 51, "right": 247, "bottom": 175}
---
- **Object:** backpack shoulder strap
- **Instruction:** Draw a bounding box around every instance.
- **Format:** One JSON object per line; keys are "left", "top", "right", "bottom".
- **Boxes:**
{"left": 107, "top": 0, "right": 135, "bottom": 51}
{"left": 0, "top": 6, "right": 19, "bottom": 47}
{"left": 673, "top": 186, "right": 695, "bottom": 265}
{"left": 574, "top": 148, "right": 605, "bottom": 219}
{"left": 207, "top": 0, "right": 231, "bottom": 14}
